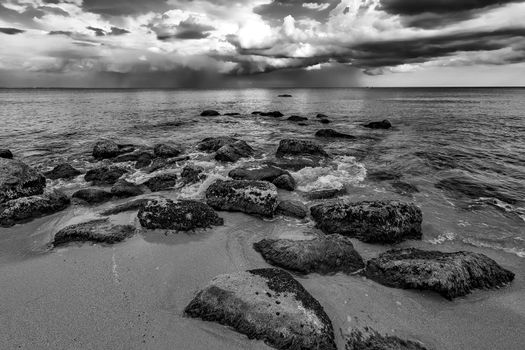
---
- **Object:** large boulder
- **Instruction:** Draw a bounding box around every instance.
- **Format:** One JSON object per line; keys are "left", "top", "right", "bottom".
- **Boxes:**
{"left": 229, "top": 166, "right": 295, "bottom": 190}
{"left": 197, "top": 136, "right": 238, "bottom": 153}
{"left": 138, "top": 198, "right": 223, "bottom": 231}
{"left": 200, "top": 110, "right": 221, "bottom": 116}
{"left": 72, "top": 188, "right": 113, "bottom": 204}
{"left": 0, "top": 149, "right": 13, "bottom": 159}
{"left": 215, "top": 140, "right": 253, "bottom": 162}
{"left": 254, "top": 235, "right": 364, "bottom": 275}
{"left": 346, "top": 329, "right": 428, "bottom": 350}
{"left": 206, "top": 180, "right": 278, "bottom": 217}
{"left": 276, "top": 139, "right": 329, "bottom": 158}
{"left": 53, "top": 218, "right": 135, "bottom": 246}
{"left": 0, "top": 190, "right": 70, "bottom": 227}
{"left": 315, "top": 129, "right": 355, "bottom": 139}
{"left": 143, "top": 173, "right": 178, "bottom": 192}
{"left": 365, "top": 248, "right": 515, "bottom": 299}
{"left": 363, "top": 120, "right": 392, "bottom": 129}
{"left": 111, "top": 179, "right": 144, "bottom": 198}
{"left": 92, "top": 140, "right": 120, "bottom": 160}
{"left": 154, "top": 143, "right": 181, "bottom": 158}
{"left": 310, "top": 200, "right": 422, "bottom": 243}
{"left": 84, "top": 166, "right": 127, "bottom": 185}
{"left": 184, "top": 268, "right": 336, "bottom": 350}
{"left": 0, "top": 158, "right": 46, "bottom": 204}
{"left": 44, "top": 163, "right": 82, "bottom": 180}
{"left": 276, "top": 200, "right": 308, "bottom": 219}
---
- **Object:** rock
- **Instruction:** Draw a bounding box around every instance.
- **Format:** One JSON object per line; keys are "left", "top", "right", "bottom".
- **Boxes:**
{"left": 364, "top": 119, "right": 392, "bottom": 129}
{"left": 200, "top": 110, "right": 221, "bottom": 116}
{"left": 276, "top": 200, "right": 308, "bottom": 219}
{"left": 305, "top": 187, "right": 347, "bottom": 200}
{"left": 225, "top": 112, "right": 241, "bottom": 116}
{"left": 276, "top": 139, "right": 329, "bottom": 158}
{"left": 254, "top": 235, "right": 364, "bottom": 275}
{"left": 72, "top": 188, "right": 113, "bottom": 204}
{"left": 111, "top": 179, "right": 144, "bottom": 198}
{"left": 278, "top": 94, "right": 292, "bottom": 97}
{"left": 100, "top": 198, "right": 150, "bottom": 216}
{"left": 229, "top": 166, "right": 286, "bottom": 182}
{"left": 53, "top": 218, "right": 135, "bottom": 246}
{"left": 84, "top": 166, "right": 127, "bottom": 185}
{"left": 113, "top": 151, "right": 147, "bottom": 163}
{"left": 319, "top": 119, "right": 330, "bottom": 124}
{"left": 346, "top": 329, "right": 428, "bottom": 350}
{"left": 0, "top": 190, "right": 70, "bottom": 227}
{"left": 135, "top": 153, "right": 153, "bottom": 169}
{"left": 206, "top": 180, "right": 278, "bottom": 217}
{"left": 435, "top": 176, "right": 518, "bottom": 204}
{"left": 316, "top": 113, "right": 328, "bottom": 119}
{"left": 184, "top": 268, "right": 336, "bottom": 350}
{"left": 197, "top": 136, "right": 239, "bottom": 153}
{"left": 44, "top": 163, "right": 82, "bottom": 180}
{"left": 267, "top": 158, "right": 321, "bottom": 171}
{"left": 315, "top": 129, "right": 355, "bottom": 139}
{"left": 288, "top": 116, "right": 308, "bottom": 122}
{"left": 215, "top": 140, "right": 254, "bottom": 162}
{"left": 143, "top": 173, "right": 178, "bottom": 192}
{"left": 181, "top": 165, "right": 206, "bottom": 184}
{"left": 368, "top": 170, "right": 402, "bottom": 182}
{"left": 251, "top": 111, "right": 263, "bottom": 115}
{"left": 310, "top": 200, "right": 422, "bottom": 243}
{"left": 144, "top": 156, "right": 189, "bottom": 174}
{"left": 0, "top": 149, "right": 13, "bottom": 159}
{"left": 365, "top": 248, "right": 515, "bottom": 299}
{"left": 260, "top": 111, "right": 284, "bottom": 118}
{"left": 391, "top": 181, "right": 419, "bottom": 195}
{"left": 138, "top": 198, "right": 223, "bottom": 231}
{"left": 298, "top": 123, "right": 307, "bottom": 126}
{"left": 272, "top": 174, "right": 296, "bottom": 191}
{"left": 92, "top": 140, "right": 130, "bottom": 160}
{"left": 154, "top": 143, "right": 181, "bottom": 158}
{"left": 0, "top": 158, "right": 46, "bottom": 204}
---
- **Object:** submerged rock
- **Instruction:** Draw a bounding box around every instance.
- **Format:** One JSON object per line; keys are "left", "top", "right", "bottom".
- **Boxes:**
{"left": 84, "top": 166, "right": 127, "bottom": 185}
{"left": 224, "top": 112, "right": 240, "bottom": 116}
{"left": 72, "top": 188, "right": 112, "bottom": 204}
{"left": 138, "top": 198, "right": 223, "bottom": 231}
{"left": 260, "top": 111, "right": 284, "bottom": 118}
{"left": 144, "top": 156, "right": 189, "bottom": 174}
{"left": 111, "top": 179, "right": 144, "bottom": 198}
{"left": 267, "top": 158, "right": 321, "bottom": 171}
{"left": 310, "top": 200, "right": 422, "bottom": 243}
{"left": 181, "top": 165, "right": 206, "bottom": 184}
{"left": 272, "top": 173, "right": 296, "bottom": 191}
{"left": 113, "top": 150, "right": 151, "bottom": 163}
{"left": 197, "top": 136, "right": 239, "bottom": 152}
{"left": 200, "top": 110, "right": 221, "bottom": 116}
{"left": 215, "top": 140, "right": 253, "bottom": 162}
{"left": 363, "top": 120, "right": 392, "bottom": 129}
{"left": 254, "top": 235, "right": 364, "bottom": 275}
{"left": 288, "top": 116, "right": 308, "bottom": 122}
{"left": 154, "top": 143, "right": 181, "bottom": 158}
{"left": 143, "top": 173, "right": 178, "bottom": 192}
{"left": 391, "top": 181, "right": 419, "bottom": 195}
{"left": 44, "top": 163, "right": 82, "bottom": 180}
{"left": 0, "top": 149, "right": 13, "bottom": 159}
{"left": 435, "top": 176, "right": 518, "bottom": 204}
{"left": 305, "top": 187, "right": 347, "bottom": 200}
{"left": 100, "top": 198, "right": 150, "bottom": 216}
{"left": 184, "top": 268, "right": 336, "bottom": 350}
{"left": 92, "top": 140, "right": 132, "bottom": 160}
{"left": 368, "top": 170, "right": 402, "bottom": 182}
{"left": 135, "top": 152, "right": 153, "bottom": 169}
{"left": 53, "top": 218, "right": 135, "bottom": 246}
{"left": 278, "top": 94, "right": 292, "bottom": 97}
{"left": 206, "top": 180, "right": 278, "bottom": 217}
{"left": 319, "top": 119, "right": 331, "bottom": 124}
{"left": 315, "top": 129, "right": 355, "bottom": 139}
{"left": 0, "top": 190, "right": 70, "bottom": 227}
{"left": 276, "top": 139, "right": 329, "bottom": 158}
{"left": 365, "top": 248, "right": 515, "bottom": 299}
{"left": 0, "top": 158, "right": 46, "bottom": 204}
{"left": 276, "top": 200, "right": 308, "bottom": 219}
{"left": 229, "top": 166, "right": 295, "bottom": 190}
{"left": 346, "top": 329, "right": 428, "bottom": 350}
{"left": 316, "top": 113, "right": 328, "bottom": 119}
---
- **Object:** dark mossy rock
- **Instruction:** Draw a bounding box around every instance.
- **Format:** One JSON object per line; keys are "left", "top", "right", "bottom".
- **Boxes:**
{"left": 224, "top": 112, "right": 241, "bottom": 116}
{"left": 267, "top": 158, "right": 321, "bottom": 171}
{"left": 0, "top": 149, "right": 13, "bottom": 159}
{"left": 310, "top": 200, "right": 422, "bottom": 243}
{"left": 100, "top": 198, "right": 150, "bottom": 216}
{"left": 0, "top": 158, "right": 46, "bottom": 204}
{"left": 435, "top": 176, "right": 518, "bottom": 204}
{"left": 154, "top": 143, "right": 181, "bottom": 158}
{"left": 206, "top": 180, "right": 278, "bottom": 217}
{"left": 72, "top": 188, "right": 113, "bottom": 204}
{"left": 272, "top": 173, "right": 296, "bottom": 191}
{"left": 184, "top": 268, "right": 336, "bottom": 350}
{"left": 368, "top": 170, "right": 402, "bottom": 182}
{"left": 138, "top": 198, "right": 223, "bottom": 231}
{"left": 365, "top": 248, "right": 515, "bottom": 299}
{"left": 0, "top": 190, "right": 70, "bottom": 227}
{"left": 391, "top": 181, "right": 419, "bottom": 195}
{"left": 181, "top": 165, "right": 206, "bottom": 184}
{"left": 113, "top": 150, "right": 151, "bottom": 163}
{"left": 316, "top": 113, "right": 328, "bottom": 119}
{"left": 144, "top": 156, "right": 189, "bottom": 174}
{"left": 364, "top": 120, "right": 392, "bottom": 129}
{"left": 278, "top": 94, "right": 292, "bottom": 97}
{"left": 254, "top": 235, "right": 364, "bottom": 275}
{"left": 260, "top": 111, "right": 284, "bottom": 118}
{"left": 229, "top": 166, "right": 287, "bottom": 182}
{"left": 305, "top": 187, "right": 347, "bottom": 200}
{"left": 315, "top": 129, "right": 355, "bottom": 139}
{"left": 252, "top": 111, "right": 263, "bottom": 115}
{"left": 276, "top": 139, "right": 329, "bottom": 158}
{"left": 92, "top": 140, "right": 133, "bottom": 160}
{"left": 143, "top": 173, "right": 178, "bottom": 192}
{"left": 276, "top": 200, "right": 308, "bottom": 219}
{"left": 346, "top": 329, "right": 428, "bottom": 350}
{"left": 288, "top": 116, "right": 308, "bottom": 122}
{"left": 53, "top": 218, "right": 135, "bottom": 246}
{"left": 135, "top": 152, "right": 154, "bottom": 169}
{"left": 215, "top": 140, "right": 254, "bottom": 162}
{"left": 319, "top": 119, "right": 331, "bottom": 124}
{"left": 200, "top": 110, "right": 221, "bottom": 116}
{"left": 84, "top": 166, "right": 127, "bottom": 185}
{"left": 197, "top": 136, "right": 239, "bottom": 153}
{"left": 111, "top": 179, "right": 144, "bottom": 198}
{"left": 44, "top": 163, "right": 82, "bottom": 180}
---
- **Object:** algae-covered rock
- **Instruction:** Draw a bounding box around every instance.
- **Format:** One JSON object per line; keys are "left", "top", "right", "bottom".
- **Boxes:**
{"left": 215, "top": 140, "right": 253, "bottom": 162}
{"left": 154, "top": 143, "right": 181, "bottom": 158}
{"left": 138, "top": 198, "right": 223, "bottom": 231}
{"left": 254, "top": 235, "right": 364, "bottom": 274}
{"left": 72, "top": 188, "right": 112, "bottom": 204}
{"left": 84, "top": 166, "right": 127, "bottom": 185}
{"left": 53, "top": 218, "right": 135, "bottom": 246}
{"left": 197, "top": 137, "right": 238, "bottom": 153}
{"left": 365, "top": 248, "right": 515, "bottom": 299}
{"left": 0, "top": 149, "right": 13, "bottom": 159}
{"left": 310, "top": 200, "right": 422, "bottom": 243}
{"left": 143, "top": 173, "right": 178, "bottom": 192}
{"left": 0, "top": 158, "right": 46, "bottom": 204}
{"left": 276, "top": 200, "right": 308, "bottom": 219}
{"left": 229, "top": 166, "right": 295, "bottom": 190}
{"left": 363, "top": 120, "right": 392, "bottom": 129}
{"left": 111, "top": 179, "right": 144, "bottom": 198}
{"left": 276, "top": 139, "right": 329, "bottom": 158}
{"left": 206, "top": 180, "right": 278, "bottom": 217}
{"left": 200, "top": 110, "right": 221, "bottom": 116}
{"left": 92, "top": 140, "right": 133, "bottom": 159}
{"left": 272, "top": 174, "right": 296, "bottom": 191}
{"left": 184, "top": 268, "right": 336, "bottom": 350}
{"left": 315, "top": 129, "right": 355, "bottom": 139}
{"left": 345, "top": 329, "right": 428, "bottom": 350}
{"left": 44, "top": 163, "right": 82, "bottom": 180}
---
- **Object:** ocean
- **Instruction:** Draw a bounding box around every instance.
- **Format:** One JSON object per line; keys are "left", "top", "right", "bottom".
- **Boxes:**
{"left": 0, "top": 87, "right": 524, "bottom": 349}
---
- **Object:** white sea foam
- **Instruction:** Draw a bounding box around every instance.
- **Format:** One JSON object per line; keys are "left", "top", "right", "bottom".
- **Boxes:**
{"left": 428, "top": 232, "right": 457, "bottom": 244}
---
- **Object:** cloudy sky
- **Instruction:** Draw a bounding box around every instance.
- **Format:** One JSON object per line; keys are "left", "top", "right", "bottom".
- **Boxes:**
{"left": 1, "top": 0, "right": 524, "bottom": 87}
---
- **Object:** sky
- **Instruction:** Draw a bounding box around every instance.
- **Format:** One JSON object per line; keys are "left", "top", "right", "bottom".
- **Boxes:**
{"left": 0, "top": 0, "right": 524, "bottom": 87}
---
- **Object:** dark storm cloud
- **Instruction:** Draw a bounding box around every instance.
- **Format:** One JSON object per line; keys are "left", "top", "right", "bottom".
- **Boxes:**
{"left": 80, "top": 0, "right": 170, "bottom": 16}
{"left": 254, "top": 0, "right": 342, "bottom": 23}
{"left": 0, "top": 27, "right": 25, "bottom": 35}
{"left": 155, "top": 18, "right": 215, "bottom": 41}
{"left": 48, "top": 30, "right": 73, "bottom": 36}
